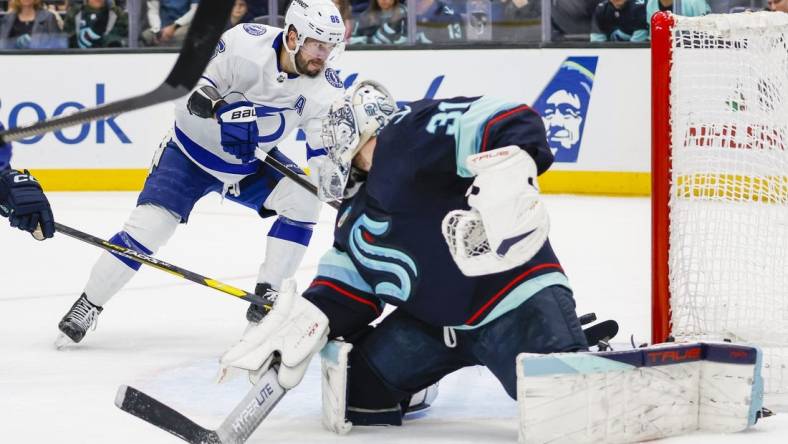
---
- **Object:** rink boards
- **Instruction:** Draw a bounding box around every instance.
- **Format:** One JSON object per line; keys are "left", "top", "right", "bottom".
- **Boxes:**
{"left": 0, "top": 48, "right": 651, "bottom": 196}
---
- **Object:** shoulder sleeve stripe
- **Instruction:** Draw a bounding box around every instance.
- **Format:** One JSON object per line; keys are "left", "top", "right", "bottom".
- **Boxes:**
{"left": 480, "top": 105, "right": 533, "bottom": 152}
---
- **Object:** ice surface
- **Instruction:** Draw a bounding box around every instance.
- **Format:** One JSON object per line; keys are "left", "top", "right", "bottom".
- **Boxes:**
{"left": 0, "top": 193, "right": 784, "bottom": 443}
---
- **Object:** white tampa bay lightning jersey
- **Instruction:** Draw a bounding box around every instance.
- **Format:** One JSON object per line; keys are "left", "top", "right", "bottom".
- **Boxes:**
{"left": 170, "top": 22, "right": 345, "bottom": 185}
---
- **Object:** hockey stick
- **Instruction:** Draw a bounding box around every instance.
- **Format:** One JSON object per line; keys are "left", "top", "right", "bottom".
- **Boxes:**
{"left": 54, "top": 221, "right": 274, "bottom": 309}
{"left": 0, "top": 0, "right": 234, "bottom": 144}
{"left": 116, "top": 367, "right": 286, "bottom": 444}
{"left": 257, "top": 150, "right": 341, "bottom": 210}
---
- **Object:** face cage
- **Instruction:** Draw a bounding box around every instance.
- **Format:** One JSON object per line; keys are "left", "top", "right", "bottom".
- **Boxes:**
{"left": 321, "top": 104, "right": 360, "bottom": 178}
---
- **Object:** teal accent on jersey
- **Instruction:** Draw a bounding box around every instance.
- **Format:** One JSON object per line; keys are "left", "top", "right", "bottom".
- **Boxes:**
{"left": 454, "top": 97, "right": 520, "bottom": 177}
{"left": 452, "top": 272, "right": 570, "bottom": 330}
{"left": 317, "top": 248, "right": 374, "bottom": 294}
{"left": 520, "top": 353, "right": 635, "bottom": 377}
{"left": 348, "top": 214, "right": 418, "bottom": 302}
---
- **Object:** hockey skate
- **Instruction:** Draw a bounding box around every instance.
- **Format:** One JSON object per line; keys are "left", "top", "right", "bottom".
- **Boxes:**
{"left": 246, "top": 283, "right": 277, "bottom": 323}
{"left": 404, "top": 382, "right": 439, "bottom": 419}
{"left": 56, "top": 293, "right": 103, "bottom": 348}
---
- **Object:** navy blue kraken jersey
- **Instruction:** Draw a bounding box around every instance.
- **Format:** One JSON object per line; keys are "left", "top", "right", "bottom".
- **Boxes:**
{"left": 304, "top": 96, "right": 569, "bottom": 337}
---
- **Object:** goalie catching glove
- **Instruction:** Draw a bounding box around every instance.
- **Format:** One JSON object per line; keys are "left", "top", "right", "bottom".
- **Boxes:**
{"left": 442, "top": 146, "right": 548, "bottom": 276}
{"left": 220, "top": 280, "right": 329, "bottom": 389}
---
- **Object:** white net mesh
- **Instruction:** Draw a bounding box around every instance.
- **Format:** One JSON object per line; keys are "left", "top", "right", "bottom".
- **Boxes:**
{"left": 669, "top": 12, "right": 788, "bottom": 397}
{"left": 442, "top": 210, "right": 491, "bottom": 259}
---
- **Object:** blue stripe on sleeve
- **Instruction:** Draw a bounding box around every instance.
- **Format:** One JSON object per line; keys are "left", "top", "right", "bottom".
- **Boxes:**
{"left": 174, "top": 125, "right": 260, "bottom": 175}
{"left": 306, "top": 143, "right": 328, "bottom": 160}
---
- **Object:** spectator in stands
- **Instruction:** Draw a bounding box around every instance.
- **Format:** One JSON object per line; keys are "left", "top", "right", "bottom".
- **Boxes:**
{"left": 226, "top": 0, "right": 253, "bottom": 30}
{"left": 769, "top": 0, "right": 788, "bottom": 11}
{"left": 590, "top": 0, "right": 648, "bottom": 42}
{"left": 645, "top": 0, "right": 709, "bottom": 28}
{"left": 140, "top": 0, "right": 198, "bottom": 47}
{"left": 492, "top": 0, "right": 541, "bottom": 42}
{"left": 0, "top": 0, "right": 63, "bottom": 49}
{"left": 351, "top": 0, "right": 408, "bottom": 44}
{"left": 64, "top": 0, "right": 128, "bottom": 48}
{"left": 551, "top": 0, "right": 597, "bottom": 40}
{"left": 415, "top": 0, "right": 464, "bottom": 43}
{"left": 333, "top": 0, "right": 353, "bottom": 41}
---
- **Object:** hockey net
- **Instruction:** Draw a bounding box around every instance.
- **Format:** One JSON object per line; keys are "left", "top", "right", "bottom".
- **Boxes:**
{"left": 652, "top": 11, "right": 788, "bottom": 403}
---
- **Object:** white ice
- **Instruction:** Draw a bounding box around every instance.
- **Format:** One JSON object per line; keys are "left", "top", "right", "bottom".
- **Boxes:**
{"left": 0, "top": 193, "right": 785, "bottom": 443}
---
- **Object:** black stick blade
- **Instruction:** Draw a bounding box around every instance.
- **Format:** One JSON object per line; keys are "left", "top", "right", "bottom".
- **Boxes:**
{"left": 115, "top": 385, "right": 222, "bottom": 444}
{"left": 0, "top": 0, "right": 234, "bottom": 144}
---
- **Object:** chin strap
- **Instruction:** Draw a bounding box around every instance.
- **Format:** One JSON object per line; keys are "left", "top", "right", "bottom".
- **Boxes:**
{"left": 282, "top": 31, "right": 303, "bottom": 76}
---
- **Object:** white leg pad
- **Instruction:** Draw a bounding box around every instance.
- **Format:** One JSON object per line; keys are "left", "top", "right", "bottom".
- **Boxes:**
{"left": 320, "top": 340, "right": 354, "bottom": 435}
{"left": 516, "top": 342, "right": 764, "bottom": 444}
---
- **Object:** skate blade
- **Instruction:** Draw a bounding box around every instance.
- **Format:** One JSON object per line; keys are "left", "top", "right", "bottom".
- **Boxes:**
{"left": 54, "top": 332, "right": 77, "bottom": 350}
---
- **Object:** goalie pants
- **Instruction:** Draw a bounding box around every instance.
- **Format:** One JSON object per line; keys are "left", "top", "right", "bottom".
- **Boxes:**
{"left": 345, "top": 284, "right": 588, "bottom": 426}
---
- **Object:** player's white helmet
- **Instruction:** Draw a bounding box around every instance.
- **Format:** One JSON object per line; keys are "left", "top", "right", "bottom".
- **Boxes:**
{"left": 283, "top": 0, "right": 346, "bottom": 64}
{"left": 321, "top": 80, "right": 397, "bottom": 173}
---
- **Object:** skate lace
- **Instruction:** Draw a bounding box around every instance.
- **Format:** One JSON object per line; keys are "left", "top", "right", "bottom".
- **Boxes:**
{"left": 70, "top": 298, "right": 100, "bottom": 332}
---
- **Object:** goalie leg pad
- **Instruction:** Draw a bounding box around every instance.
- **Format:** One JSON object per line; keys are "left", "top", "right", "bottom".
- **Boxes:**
{"left": 516, "top": 342, "right": 764, "bottom": 444}
{"left": 321, "top": 340, "right": 354, "bottom": 435}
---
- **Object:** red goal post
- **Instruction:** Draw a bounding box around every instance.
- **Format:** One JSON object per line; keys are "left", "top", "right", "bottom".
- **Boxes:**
{"left": 651, "top": 10, "right": 788, "bottom": 401}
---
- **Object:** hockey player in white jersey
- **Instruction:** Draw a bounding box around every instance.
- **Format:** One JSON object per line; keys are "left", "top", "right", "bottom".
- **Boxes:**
{"left": 56, "top": 0, "right": 348, "bottom": 347}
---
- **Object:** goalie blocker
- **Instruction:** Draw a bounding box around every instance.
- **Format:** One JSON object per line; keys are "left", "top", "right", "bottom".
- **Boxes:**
{"left": 517, "top": 342, "right": 766, "bottom": 444}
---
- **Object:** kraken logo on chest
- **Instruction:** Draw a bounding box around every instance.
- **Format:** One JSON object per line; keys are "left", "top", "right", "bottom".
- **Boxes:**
{"left": 348, "top": 214, "right": 418, "bottom": 302}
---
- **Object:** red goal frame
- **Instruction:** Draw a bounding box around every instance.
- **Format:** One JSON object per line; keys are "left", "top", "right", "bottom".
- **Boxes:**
{"left": 651, "top": 11, "right": 674, "bottom": 345}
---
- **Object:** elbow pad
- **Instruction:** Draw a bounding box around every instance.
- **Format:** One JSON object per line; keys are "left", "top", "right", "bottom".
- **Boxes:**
{"left": 186, "top": 85, "right": 228, "bottom": 118}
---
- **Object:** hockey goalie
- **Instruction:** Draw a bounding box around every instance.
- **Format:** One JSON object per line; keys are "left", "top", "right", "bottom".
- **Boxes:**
{"left": 148, "top": 80, "right": 767, "bottom": 443}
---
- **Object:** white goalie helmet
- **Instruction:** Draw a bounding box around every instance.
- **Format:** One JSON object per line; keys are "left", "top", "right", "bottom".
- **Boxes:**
{"left": 283, "top": 0, "right": 346, "bottom": 62}
{"left": 321, "top": 80, "right": 398, "bottom": 177}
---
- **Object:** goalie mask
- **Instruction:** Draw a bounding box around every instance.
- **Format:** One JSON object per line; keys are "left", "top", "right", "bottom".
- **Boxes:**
{"left": 319, "top": 80, "right": 397, "bottom": 198}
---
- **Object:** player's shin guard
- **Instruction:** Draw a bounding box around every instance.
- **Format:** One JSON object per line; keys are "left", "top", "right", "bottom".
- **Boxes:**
{"left": 256, "top": 217, "right": 313, "bottom": 289}
{"left": 321, "top": 340, "right": 354, "bottom": 435}
{"left": 82, "top": 204, "right": 180, "bottom": 306}
{"left": 516, "top": 342, "right": 765, "bottom": 444}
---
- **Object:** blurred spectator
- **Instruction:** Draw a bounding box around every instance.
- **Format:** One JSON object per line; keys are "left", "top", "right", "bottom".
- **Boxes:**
{"left": 415, "top": 0, "right": 464, "bottom": 43}
{"left": 552, "top": 0, "right": 597, "bottom": 40}
{"left": 645, "top": 0, "right": 709, "bottom": 25}
{"left": 246, "top": 0, "right": 269, "bottom": 18}
{"left": 769, "top": 0, "right": 788, "bottom": 11}
{"left": 465, "top": 0, "right": 492, "bottom": 41}
{"left": 64, "top": 0, "right": 128, "bottom": 48}
{"left": 332, "top": 0, "right": 353, "bottom": 40}
{"left": 351, "top": 0, "right": 408, "bottom": 44}
{"left": 0, "top": 0, "right": 64, "bottom": 49}
{"left": 140, "top": 0, "right": 197, "bottom": 47}
{"left": 226, "top": 0, "right": 253, "bottom": 30}
{"left": 590, "top": 0, "right": 648, "bottom": 42}
{"left": 492, "top": 0, "right": 541, "bottom": 42}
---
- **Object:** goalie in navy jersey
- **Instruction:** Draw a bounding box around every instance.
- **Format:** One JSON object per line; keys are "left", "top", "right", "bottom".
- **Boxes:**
{"left": 220, "top": 80, "right": 589, "bottom": 431}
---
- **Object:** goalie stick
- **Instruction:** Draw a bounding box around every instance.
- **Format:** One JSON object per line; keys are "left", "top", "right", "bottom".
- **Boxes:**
{"left": 54, "top": 221, "right": 274, "bottom": 309}
{"left": 0, "top": 0, "right": 234, "bottom": 144}
{"left": 116, "top": 367, "right": 286, "bottom": 444}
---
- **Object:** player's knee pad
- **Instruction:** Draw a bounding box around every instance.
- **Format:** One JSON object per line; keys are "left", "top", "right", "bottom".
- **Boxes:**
{"left": 264, "top": 177, "right": 321, "bottom": 224}
{"left": 108, "top": 204, "right": 179, "bottom": 270}
{"left": 515, "top": 342, "right": 765, "bottom": 443}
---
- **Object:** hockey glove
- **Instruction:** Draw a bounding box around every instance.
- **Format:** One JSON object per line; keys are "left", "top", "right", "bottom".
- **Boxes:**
{"left": 0, "top": 169, "right": 55, "bottom": 239}
{"left": 216, "top": 101, "right": 259, "bottom": 163}
{"left": 442, "top": 146, "right": 548, "bottom": 276}
{"left": 220, "top": 280, "right": 329, "bottom": 389}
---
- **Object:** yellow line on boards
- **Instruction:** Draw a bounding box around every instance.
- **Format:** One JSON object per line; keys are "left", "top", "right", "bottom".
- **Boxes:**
{"left": 29, "top": 169, "right": 652, "bottom": 197}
